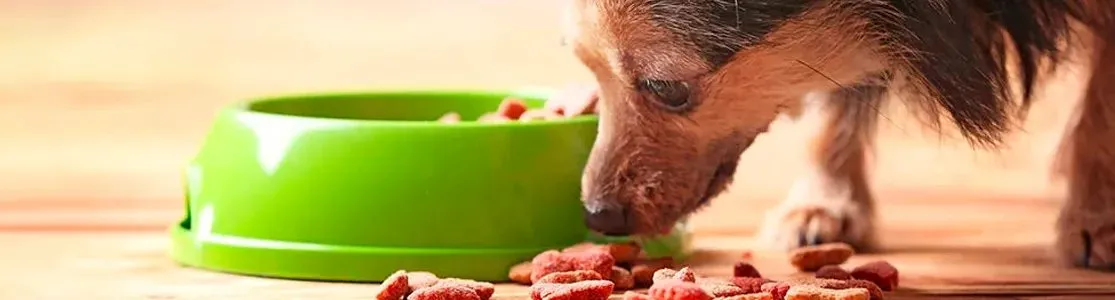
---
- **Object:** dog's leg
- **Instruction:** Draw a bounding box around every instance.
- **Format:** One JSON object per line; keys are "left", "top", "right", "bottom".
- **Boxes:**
{"left": 758, "top": 82, "right": 884, "bottom": 252}
{"left": 1054, "top": 37, "right": 1115, "bottom": 271}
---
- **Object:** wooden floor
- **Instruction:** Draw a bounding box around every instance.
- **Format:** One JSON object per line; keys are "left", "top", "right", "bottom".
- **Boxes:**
{"left": 1, "top": 1, "right": 1113, "bottom": 299}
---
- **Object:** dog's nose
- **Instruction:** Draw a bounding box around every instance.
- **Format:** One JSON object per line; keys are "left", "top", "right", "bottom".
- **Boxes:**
{"left": 582, "top": 201, "right": 632, "bottom": 236}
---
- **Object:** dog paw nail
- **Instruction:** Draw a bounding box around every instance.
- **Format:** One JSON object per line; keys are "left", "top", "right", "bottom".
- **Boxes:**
{"left": 1079, "top": 230, "right": 1093, "bottom": 267}
{"left": 809, "top": 234, "right": 824, "bottom": 246}
{"left": 797, "top": 231, "right": 810, "bottom": 247}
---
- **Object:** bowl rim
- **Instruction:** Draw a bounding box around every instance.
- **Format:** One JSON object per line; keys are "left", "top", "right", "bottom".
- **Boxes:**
{"left": 224, "top": 88, "right": 600, "bottom": 129}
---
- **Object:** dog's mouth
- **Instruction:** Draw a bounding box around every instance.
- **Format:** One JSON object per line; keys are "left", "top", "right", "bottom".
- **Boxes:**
{"left": 698, "top": 160, "right": 737, "bottom": 207}
{"left": 696, "top": 137, "right": 751, "bottom": 207}
{"left": 646, "top": 162, "right": 735, "bottom": 236}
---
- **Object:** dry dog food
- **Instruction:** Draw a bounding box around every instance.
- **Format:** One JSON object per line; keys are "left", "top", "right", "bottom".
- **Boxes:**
{"left": 784, "top": 285, "right": 869, "bottom": 300}
{"left": 375, "top": 270, "right": 410, "bottom": 300}
{"left": 406, "top": 272, "right": 440, "bottom": 292}
{"left": 652, "top": 268, "right": 679, "bottom": 283}
{"left": 530, "top": 280, "right": 615, "bottom": 300}
{"left": 535, "top": 270, "right": 605, "bottom": 284}
{"left": 436, "top": 112, "right": 461, "bottom": 123}
{"left": 761, "top": 282, "right": 792, "bottom": 300}
{"left": 376, "top": 270, "right": 496, "bottom": 300}
{"left": 611, "top": 266, "right": 636, "bottom": 290}
{"left": 717, "top": 294, "right": 775, "bottom": 300}
{"left": 531, "top": 250, "right": 614, "bottom": 282}
{"left": 731, "top": 277, "right": 769, "bottom": 294}
{"left": 647, "top": 280, "right": 714, "bottom": 300}
{"left": 638, "top": 267, "right": 771, "bottom": 300}
{"left": 814, "top": 265, "right": 852, "bottom": 280}
{"left": 775, "top": 278, "right": 883, "bottom": 300}
{"left": 789, "top": 243, "right": 855, "bottom": 271}
{"left": 733, "top": 262, "right": 763, "bottom": 278}
{"left": 439, "top": 96, "right": 592, "bottom": 124}
{"left": 497, "top": 98, "right": 528, "bottom": 120}
{"left": 431, "top": 278, "right": 495, "bottom": 300}
{"left": 605, "top": 242, "right": 644, "bottom": 263}
{"left": 487, "top": 241, "right": 896, "bottom": 299}
{"left": 700, "top": 281, "right": 748, "bottom": 297}
{"left": 531, "top": 250, "right": 573, "bottom": 282}
{"left": 510, "top": 241, "right": 665, "bottom": 290}
{"left": 519, "top": 109, "right": 564, "bottom": 121}
{"left": 850, "top": 261, "right": 898, "bottom": 291}
{"left": 562, "top": 242, "right": 643, "bottom": 264}
{"left": 842, "top": 280, "right": 884, "bottom": 300}
{"left": 406, "top": 285, "right": 481, "bottom": 300}
{"left": 508, "top": 261, "right": 534, "bottom": 284}
{"left": 673, "top": 267, "right": 698, "bottom": 282}
{"left": 633, "top": 259, "right": 675, "bottom": 286}
{"left": 632, "top": 258, "right": 677, "bottom": 287}
{"left": 567, "top": 250, "right": 617, "bottom": 279}
{"left": 618, "top": 258, "right": 891, "bottom": 300}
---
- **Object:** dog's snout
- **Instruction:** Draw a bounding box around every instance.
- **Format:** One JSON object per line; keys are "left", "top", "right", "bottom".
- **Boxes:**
{"left": 582, "top": 200, "right": 632, "bottom": 236}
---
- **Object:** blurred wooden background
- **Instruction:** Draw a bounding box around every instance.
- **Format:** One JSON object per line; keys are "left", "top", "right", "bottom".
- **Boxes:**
{"left": 0, "top": 1, "right": 1110, "bottom": 298}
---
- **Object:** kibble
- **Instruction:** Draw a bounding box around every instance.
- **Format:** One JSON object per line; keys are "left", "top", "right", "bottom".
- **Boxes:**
{"left": 784, "top": 285, "right": 869, "bottom": 300}
{"left": 761, "top": 282, "right": 792, "bottom": 300}
{"left": 850, "top": 261, "right": 898, "bottom": 291}
{"left": 653, "top": 268, "right": 679, "bottom": 283}
{"left": 496, "top": 98, "right": 529, "bottom": 120}
{"left": 648, "top": 280, "right": 714, "bottom": 300}
{"left": 531, "top": 250, "right": 574, "bottom": 282}
{"left": 700, "top": 281, "right": 748, "bottom": 297}
{"left": 673, "top": 267, "right": 698, "bottom": 282}
{"left": 406, "top": 272, "right": 440, "bottom": 293}
{"left": 508, "top": 261, "right": 533, "bottom": 285}
{"left": 731, "top": 277, "right": 769, "bottom": 294}
{"left": 530, "top": 280, "right": 614, "bottom": 300}
{"left": 789, "top": 243, "right": 855, "bottom": 271}
{"left": 611, "top": 266, "right": 636, "bottom": 290}
{"left": 375, "top": 270, "right": 409, "bottom": 300}
{"left": 716, "top": 294, "right": 775, "bottom": 300}
{"left": 432, "top": 278, "right": 494, "bottom": 300}
{"left": 407, "top": 285, "right": 481, "bottom": 300}
{"left": 535, "top": 270, "right": 604, "bottom": 284}
{"left": 733, "top": 262, "right": 763, "bottom": 278}
{"left": 436, "top": 112, "right": 461, "bottom": 123}
{"left": 815, "top": 265, "right": 852, "bottom": 281}
{"left": 632, "top": 258, "right": 676, "bottom": 287}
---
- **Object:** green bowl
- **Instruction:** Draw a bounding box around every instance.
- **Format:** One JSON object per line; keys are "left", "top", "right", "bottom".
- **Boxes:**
{"left": 170, "top": 89, "right": 689, "bottom": 283}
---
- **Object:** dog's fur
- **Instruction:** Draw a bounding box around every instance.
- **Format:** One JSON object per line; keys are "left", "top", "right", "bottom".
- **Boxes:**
{"left": 567, "top": 0, "right": 1115, "bottom": 269}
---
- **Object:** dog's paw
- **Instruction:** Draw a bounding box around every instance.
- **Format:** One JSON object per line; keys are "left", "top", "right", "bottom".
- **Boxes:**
{"left": 1055, "top": 202, "right": 1115, "bottom": 271}
{"left": 757, "top": 178, "right": 877, "bottom": 252}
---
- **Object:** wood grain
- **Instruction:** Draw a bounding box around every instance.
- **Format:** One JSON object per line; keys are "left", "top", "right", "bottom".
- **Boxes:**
{"left": 0, "top": 1, "right": 1111, "bottom": 299}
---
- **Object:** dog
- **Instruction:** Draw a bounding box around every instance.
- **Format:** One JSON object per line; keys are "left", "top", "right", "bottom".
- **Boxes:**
{"left": 559, "top": 0, "right": 1115, "bottom": 270}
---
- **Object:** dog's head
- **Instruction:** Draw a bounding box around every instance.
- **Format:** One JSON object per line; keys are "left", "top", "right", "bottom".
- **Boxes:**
{"left": 565, "top": 0, "right": 889, "bottom": 235}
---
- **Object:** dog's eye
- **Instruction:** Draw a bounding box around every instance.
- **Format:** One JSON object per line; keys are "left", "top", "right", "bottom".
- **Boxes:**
{"left": 637, "top": 79, "right": 692, "bottom": 111}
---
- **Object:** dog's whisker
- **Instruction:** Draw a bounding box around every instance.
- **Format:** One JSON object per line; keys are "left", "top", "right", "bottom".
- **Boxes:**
{"left": 794, "top": 59, "right": 900, "bottom": 129}
{"left": 733, "top": 0, "right": 741, "bottom": 30}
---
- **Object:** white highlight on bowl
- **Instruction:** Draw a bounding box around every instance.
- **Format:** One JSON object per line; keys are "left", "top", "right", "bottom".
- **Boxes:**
{"left": 236, "top": 113, "right": 349, "bottom": 175}
{"left": 194, "top": 203, "right": 215, "bottom": 248}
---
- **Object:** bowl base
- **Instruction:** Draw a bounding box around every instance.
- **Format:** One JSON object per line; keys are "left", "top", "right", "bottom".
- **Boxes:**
{"left": 169, "top": 225, "right": 554, "bottom": 283}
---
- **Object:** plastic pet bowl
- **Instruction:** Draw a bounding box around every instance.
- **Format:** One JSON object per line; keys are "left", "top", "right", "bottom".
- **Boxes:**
{"left": 170, "top": 89, "right": 689, "bottom": 282}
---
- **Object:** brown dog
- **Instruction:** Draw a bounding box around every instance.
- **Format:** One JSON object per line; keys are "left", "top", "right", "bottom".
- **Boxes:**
{"left": 558, "top": 0, "right": 1115, "bottom": 270}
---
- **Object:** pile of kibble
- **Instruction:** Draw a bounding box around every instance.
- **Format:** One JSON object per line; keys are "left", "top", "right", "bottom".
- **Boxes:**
{"left": 436, "top": 97, "right": 595, "bottom": 123}
{"left": 374, "top": 242, "right": 898, "bottom": 300}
